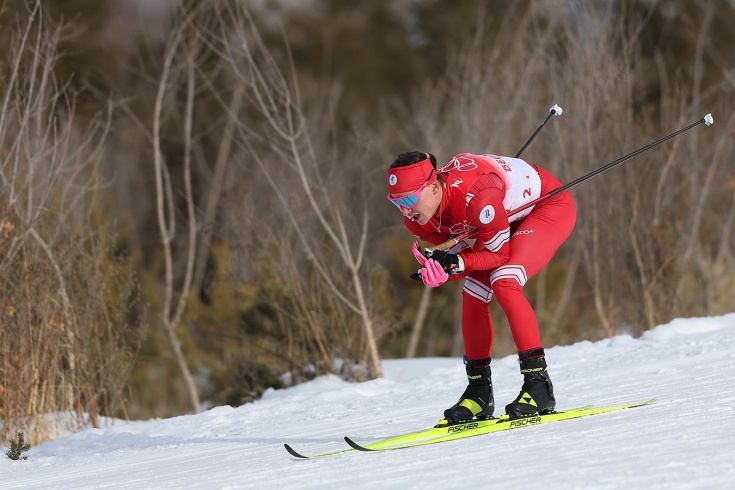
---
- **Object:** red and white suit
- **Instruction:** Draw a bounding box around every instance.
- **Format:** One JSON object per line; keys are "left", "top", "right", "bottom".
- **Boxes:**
{"left": 404, "top": 153, "right": 576, "bottom": 360}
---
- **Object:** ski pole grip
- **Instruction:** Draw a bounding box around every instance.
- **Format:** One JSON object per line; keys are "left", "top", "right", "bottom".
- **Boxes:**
{"left": 425, "top": 238, "right": 458, "bottom": 255}
{"left": 424, "top": 230, "right": 475, "bottom": 255}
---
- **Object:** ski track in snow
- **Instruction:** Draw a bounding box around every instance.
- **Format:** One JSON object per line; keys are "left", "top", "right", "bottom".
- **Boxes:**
{"left": 2, "top": 314, "right": 734, "bottom": 489}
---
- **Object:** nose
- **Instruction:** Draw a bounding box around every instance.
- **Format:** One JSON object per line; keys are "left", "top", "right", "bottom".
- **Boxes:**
{"left": 401, "top": 207, "right": 412, "bottom": 217}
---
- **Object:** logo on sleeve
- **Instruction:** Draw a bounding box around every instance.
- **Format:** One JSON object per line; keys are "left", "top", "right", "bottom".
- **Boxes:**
{"left": 479, "top": 205, "right": 495, "bottom": 224}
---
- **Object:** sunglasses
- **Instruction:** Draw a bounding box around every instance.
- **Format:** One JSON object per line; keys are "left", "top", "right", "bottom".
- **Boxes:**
{"left": 387, "top": 170, "right": 435, "bottom": 211}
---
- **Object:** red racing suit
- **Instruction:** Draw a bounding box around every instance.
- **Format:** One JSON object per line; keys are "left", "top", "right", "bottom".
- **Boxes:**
{"left": 404, "top": 153, "right": 576, "bottom": 359}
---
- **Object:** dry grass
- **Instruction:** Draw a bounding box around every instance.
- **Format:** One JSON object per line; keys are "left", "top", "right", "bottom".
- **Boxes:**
{"left": 1, "top": 2, "right": 136, "bottom": 444}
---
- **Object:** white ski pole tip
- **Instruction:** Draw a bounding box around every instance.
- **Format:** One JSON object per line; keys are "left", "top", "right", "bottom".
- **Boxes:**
{"left": 550, "top": 104, "right": 563, "bottom": 116}
{"left": 703, "top": 113, "right": 713, "bottom": 126}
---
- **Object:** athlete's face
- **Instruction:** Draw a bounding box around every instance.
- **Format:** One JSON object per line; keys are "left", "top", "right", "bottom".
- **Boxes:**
{"left": 391, "top": 180, "right": 442, "bottom": 225}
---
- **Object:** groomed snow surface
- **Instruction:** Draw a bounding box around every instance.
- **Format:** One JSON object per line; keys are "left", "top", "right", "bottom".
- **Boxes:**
{"left": 3, "top": 314, "right": 735, "bottom": 489}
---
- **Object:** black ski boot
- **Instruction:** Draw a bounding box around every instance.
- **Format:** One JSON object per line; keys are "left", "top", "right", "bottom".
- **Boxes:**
{"left": 440, "top": 357, "right": 494, "bottom": 426}
{"left": 505, "top": 349, "right": 555, "bottom": 419}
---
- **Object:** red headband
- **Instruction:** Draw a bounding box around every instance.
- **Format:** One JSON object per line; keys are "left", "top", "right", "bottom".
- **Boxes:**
{"left": 387, "top": 157, "right": 436, "bottom": 195}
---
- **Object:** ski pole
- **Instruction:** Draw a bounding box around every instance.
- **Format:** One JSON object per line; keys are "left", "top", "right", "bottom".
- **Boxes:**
{"left": 515, "top": 104, "right": 563, "bottom": 158}
{"left": 426, "top": 113, "right": 714, "bottom": 255}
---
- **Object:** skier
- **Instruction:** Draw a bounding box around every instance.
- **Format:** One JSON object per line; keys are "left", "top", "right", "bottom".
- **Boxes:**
{"left": 387, "top": 151, "right": 576, "bottom": 424}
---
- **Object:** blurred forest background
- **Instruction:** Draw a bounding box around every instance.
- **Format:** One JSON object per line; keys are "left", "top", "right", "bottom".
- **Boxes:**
{"left": 1, "top": 0, "right": 734, "bottom": 444}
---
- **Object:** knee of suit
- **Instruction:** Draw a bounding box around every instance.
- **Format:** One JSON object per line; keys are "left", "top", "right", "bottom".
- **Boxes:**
{"left": 491, "top": 278, "right": 525, "bottom": 305}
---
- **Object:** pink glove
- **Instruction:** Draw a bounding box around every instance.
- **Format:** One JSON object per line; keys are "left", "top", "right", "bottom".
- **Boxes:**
{"left": 412, "top": 241, "right": 428, "bottom": 266}
{"left": 420, "top": 258, "right": 450, "bottom": 288}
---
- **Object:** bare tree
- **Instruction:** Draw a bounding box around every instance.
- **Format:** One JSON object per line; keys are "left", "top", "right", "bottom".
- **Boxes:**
{"left": 207, "top": 3, "right": 384, "bottom": 377}
{"left": 150, "top": 10, "right": 201, "bottom": 412}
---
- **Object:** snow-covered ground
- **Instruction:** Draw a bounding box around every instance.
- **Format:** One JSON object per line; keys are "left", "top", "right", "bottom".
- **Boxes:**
{"left": 2, "top": 314, "right": 735, "bottom": 489}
